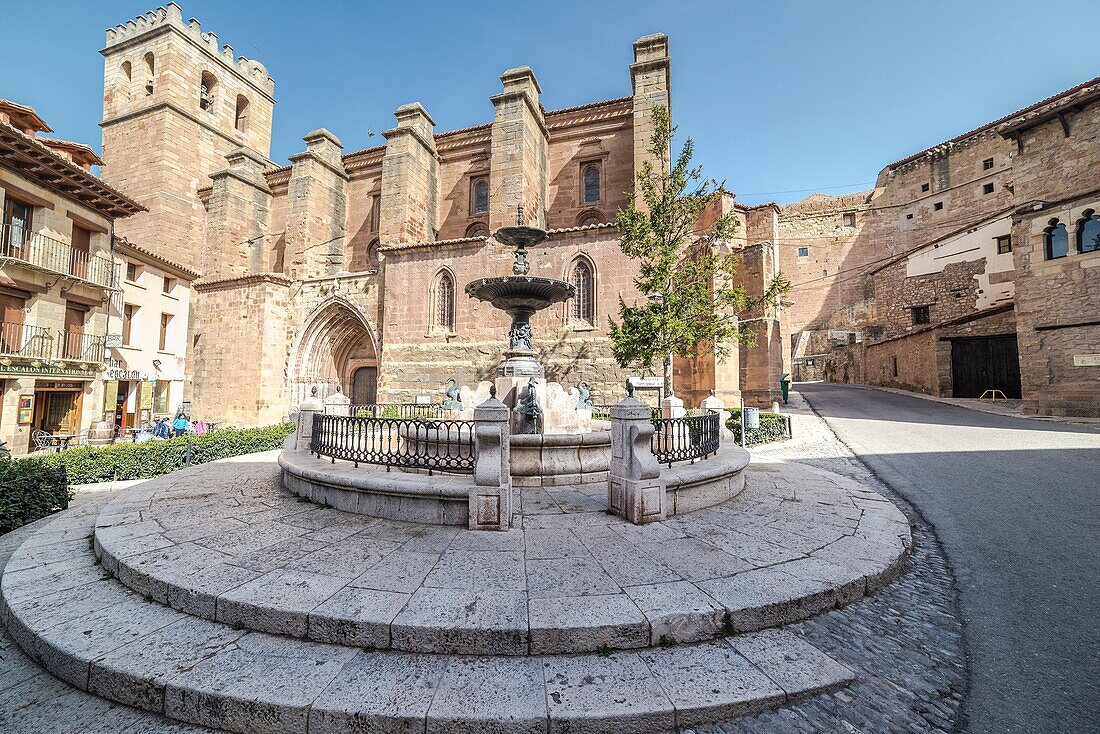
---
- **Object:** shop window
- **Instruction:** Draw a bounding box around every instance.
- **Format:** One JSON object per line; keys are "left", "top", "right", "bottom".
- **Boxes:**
{"left": 995, "top": 235, "right": 1012, "bottom": 254}
{"left": 1076, "top": 210, "right": 1100, "bottom": 254}
{"left": 1044, "top": 219, "right": 1068, "bottom": 260}
{"left": 911, "top": 305, "right": 930, "bottom": 325}
{"left": 154, "top": 380, "right": 170, "bottom": 414}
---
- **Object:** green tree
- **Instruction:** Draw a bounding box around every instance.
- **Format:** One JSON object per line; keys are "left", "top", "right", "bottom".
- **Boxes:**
{"left": 609, "top": 106, "right": 791, "bottom": 397}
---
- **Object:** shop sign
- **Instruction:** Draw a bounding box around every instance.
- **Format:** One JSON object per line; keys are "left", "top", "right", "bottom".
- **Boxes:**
{"left": 0, "top": 363, "right": 95, "bottom": 379}
{"left": 107, "top": 368, "right": 145, "bottom": 381}
{"left": 105, "top": 334, "right": 124, "bottom": 348}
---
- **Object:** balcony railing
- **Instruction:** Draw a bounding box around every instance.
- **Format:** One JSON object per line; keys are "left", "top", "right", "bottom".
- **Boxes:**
{"left": 0, "top": 322, "right": 106, "bottom": 364}
{"left": 0, "top": 223, "right": 118, "bottom": 289}
{"left": 57, "top": 330, "right": 105, "bottom": 363}
{"left": 0, "top": 322, "right": 53, "bottom": 360}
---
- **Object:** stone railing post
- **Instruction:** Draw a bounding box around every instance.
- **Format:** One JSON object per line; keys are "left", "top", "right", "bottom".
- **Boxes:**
{"left": 609, "top": 392, "right": 664, "bottom": 524}
{"left": 700, "top": 391, "right": 735, "bottom": 442}
{"left": 323, "top": 389, "right": 351, "bottom": 417}
{"left": 471, "top": 392, "right": 511, "bottom": 531}
{"left": 288, "top": 392, "right": 323, "bottom": 451}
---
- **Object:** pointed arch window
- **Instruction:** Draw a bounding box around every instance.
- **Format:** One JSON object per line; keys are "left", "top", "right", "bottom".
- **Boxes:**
{"left": 143, "top": 53, "right": 155, "bottom": 95}
{"left": 1045, "top": 219, "right": 1068, "bottom": 260}
{"left": 199, "top": 71, "right": 217, "bottom": 112}
{"left": 120, "top": 61, "right": 132, "bottom": 100}
{"left": 583, "top": 164, "right": 601, "bottom": 204}
{"left": 234, "top": 95, "right": 249, "bottom": 132}
{"left": 434, "top": 271, "right": 456, "bottom": 333}
{"left": 1076, "top": 210, "right": 1100, "bottom": 254}
{"left": 570, "top": 259, "right": 595, "bottom": 325}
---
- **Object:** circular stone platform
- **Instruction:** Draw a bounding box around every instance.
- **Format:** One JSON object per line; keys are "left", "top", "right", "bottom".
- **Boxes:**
{"left": 91, "top": 457, "right": 910, "bottom": 656}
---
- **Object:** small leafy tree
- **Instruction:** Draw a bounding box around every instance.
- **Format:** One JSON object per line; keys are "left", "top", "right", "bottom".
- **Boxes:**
{"left": 609, "top": 106, "right": 791, "bottom": 396}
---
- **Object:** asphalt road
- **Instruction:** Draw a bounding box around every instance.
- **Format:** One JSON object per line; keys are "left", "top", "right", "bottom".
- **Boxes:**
{"left": 798, "top": 382, "right": 1100, "bottom": 734}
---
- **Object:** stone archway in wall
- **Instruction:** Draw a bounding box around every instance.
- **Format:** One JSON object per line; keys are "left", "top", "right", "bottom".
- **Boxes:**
{"left": 288, "top": 297, "right": 379, "bottom": 408}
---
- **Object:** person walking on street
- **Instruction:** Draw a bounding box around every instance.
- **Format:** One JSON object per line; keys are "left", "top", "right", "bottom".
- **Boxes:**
{"left": 172, "top": 413, "right": 191, "bottom": 438}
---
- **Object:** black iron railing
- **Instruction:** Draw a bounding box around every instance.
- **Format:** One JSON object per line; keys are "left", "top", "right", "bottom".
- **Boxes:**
{"left": 0, "top": 322, "right": 53, "bottom": 360}
{"left": 0, "top": 224, "right": 118, "bottom": 288}
{"left": 340, "top": 403, "right": 447, "bottom": 419}
{"left": 57, "top": 330, "right": 105, "bottom": 362}
{"left": 310, "top": 413, "right": 474, "bottom": 474}
{"left": 651, "top": 409, "right": 721, "bottom": 467}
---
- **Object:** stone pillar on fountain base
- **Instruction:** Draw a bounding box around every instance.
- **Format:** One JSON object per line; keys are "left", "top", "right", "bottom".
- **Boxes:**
{"left": 609, "top": 395, "right": 665, "bottom": 525}
{"left": 472, "top": 395, "right": 512, "bottom": 531}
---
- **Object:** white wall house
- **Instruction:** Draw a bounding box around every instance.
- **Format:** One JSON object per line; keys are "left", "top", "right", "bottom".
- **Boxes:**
{"left": 107, "top": 239, "right": 197, "bottom": 430}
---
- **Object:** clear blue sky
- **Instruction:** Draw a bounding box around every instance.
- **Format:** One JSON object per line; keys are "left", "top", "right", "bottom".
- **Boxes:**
{"left": 2, "top": 0, "right": 1096, "bottom": 204}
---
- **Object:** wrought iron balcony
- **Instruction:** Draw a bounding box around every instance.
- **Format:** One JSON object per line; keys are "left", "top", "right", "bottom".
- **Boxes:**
{"left": 57, "top": 329, "right": 105, "bottom": 363}
{"left": 0, "top": 223, "right": 118, "bottom": 289}
{"left": 0, "top": 322, "right": 53, "bottom": 361}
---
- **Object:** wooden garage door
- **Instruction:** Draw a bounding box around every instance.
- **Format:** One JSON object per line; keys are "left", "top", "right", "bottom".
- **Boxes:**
{"left": 950, "top": 335, "right": 1022, "bottom": 399}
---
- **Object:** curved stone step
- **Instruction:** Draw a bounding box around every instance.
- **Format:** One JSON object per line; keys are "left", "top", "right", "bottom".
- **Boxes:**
{"left": 4, "top": 510, "right": 855, "bottom": 734}
{"left": 92, "top": 460, "right": 910, "bottom": 656}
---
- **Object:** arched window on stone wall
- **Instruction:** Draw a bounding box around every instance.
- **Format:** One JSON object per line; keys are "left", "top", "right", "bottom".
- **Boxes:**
{"left": 583, "top": 164, "right": 601, "bottom": 204}
{"left": 434, "top": 270, "right": 456, "bottom": 333}
{"left": 570, "top": 258, "right": 595, "bottom": 325}
{"left": 234, "top": 95, "right": 250, "bottom": 132}
{"left": 143, "top": 53, "right": 155, "bottom": 95}
{"left": 1076, "top": 209, "right": 1100, "bottom": 254}
{"left": 576, "top": 210, "right": 603, "bottom": 227}
{"left": 465, "top": 222, "right": 489, "bottom": 238}
{"left": 120, "top": 61, "right": 132, "bottom": 100}
{"left": 471, "top": 178, "right": 489, "bottom": 215}
{"left": 199, "top": 71, "right": 217, "bottom": 112}
{"left": 1045, "top": 219, "right": 1069, "bottom": 260}
{"left": 366, "top": 239, "right": 380, "bottom": 270}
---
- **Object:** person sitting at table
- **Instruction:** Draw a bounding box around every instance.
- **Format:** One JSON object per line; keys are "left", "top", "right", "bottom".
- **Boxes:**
{"left": 172, "top": 413, "right": 191, "bottom": 438}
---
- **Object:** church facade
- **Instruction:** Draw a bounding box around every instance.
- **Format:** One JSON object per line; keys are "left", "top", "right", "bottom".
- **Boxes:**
{"left": 99, "top": 4, "right": 787, "bottom": 426}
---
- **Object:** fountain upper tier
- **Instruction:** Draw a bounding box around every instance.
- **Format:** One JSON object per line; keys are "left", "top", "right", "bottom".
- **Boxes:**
{"left": 464, "top": 221, "right": 575, "bottom": 377}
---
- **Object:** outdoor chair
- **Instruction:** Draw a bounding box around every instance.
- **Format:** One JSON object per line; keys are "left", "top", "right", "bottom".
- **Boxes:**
{"left": 30, "top": 429, "right": 55, "bottom": 453}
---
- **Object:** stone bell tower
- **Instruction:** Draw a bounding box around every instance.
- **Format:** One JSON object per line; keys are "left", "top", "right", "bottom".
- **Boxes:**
{"left": 99, "top": 3, "right": 275, "bottom": 270}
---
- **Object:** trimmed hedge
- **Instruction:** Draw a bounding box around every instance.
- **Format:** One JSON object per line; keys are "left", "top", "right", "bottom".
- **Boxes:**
{"left": 35, "top": 422, "right": 295, "bottom": 485}
{"left": 726, "top": 410, "right": 790, "bottom": 446}
{"left": 0, "top": 456, "right": 70, "bottom": 535}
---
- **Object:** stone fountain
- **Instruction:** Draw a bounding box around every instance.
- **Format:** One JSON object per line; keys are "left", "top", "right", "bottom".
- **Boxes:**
{"left": 450, "top": 210, "right": 611, "bottom": 484}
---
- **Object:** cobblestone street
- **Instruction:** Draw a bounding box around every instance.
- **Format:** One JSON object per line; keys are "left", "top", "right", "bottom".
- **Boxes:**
{"left": 702, "top": 393, "right": 968, "bottom": 733}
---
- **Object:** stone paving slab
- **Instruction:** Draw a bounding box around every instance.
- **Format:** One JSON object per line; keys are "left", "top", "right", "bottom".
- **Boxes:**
{"left": 2, "top": 508, "right": 855, "bottom": 734}
{"left": 91, "top": 459, "right": 910, "bottom": 655}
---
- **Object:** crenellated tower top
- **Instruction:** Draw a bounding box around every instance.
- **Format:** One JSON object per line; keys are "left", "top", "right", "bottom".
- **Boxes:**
{"left": 103, "top": 3, "right": 274, "bottom": 97}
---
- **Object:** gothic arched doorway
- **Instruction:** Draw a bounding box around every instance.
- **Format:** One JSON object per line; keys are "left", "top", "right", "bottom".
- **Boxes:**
{"left": 289, "top": 298, "right": 379, "bottom": 408}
